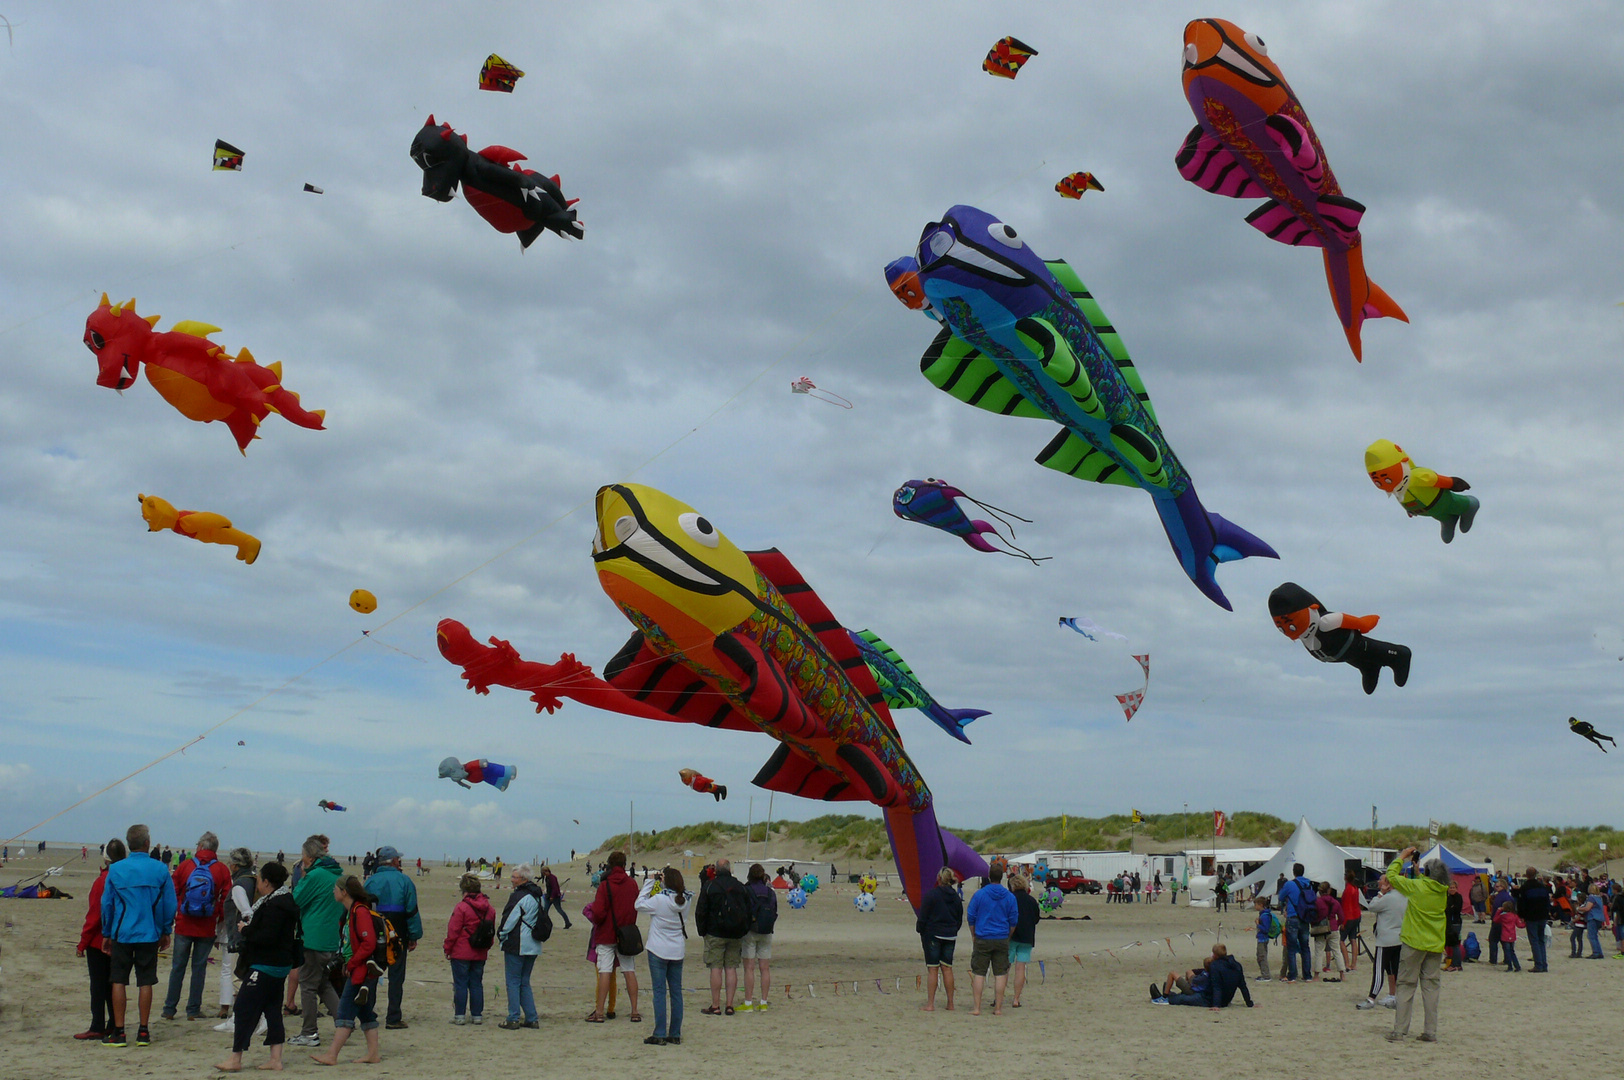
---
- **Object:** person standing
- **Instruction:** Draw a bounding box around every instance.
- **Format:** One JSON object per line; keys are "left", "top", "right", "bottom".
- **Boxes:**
{"left": 636, "top": 867, "right": 689, "bottom": 1045}
{"left": 101, "top": 824, "right": 176, "bottom": 1048}
{"left": 213, "top": 860, "right": 299, "bottom": 1074}
{"left": 1358, "top": 875, "right": 1407, "bottom": 1009}
{"left": 694, "top": 858, "right": 750, "bottom": 1017}
{"left": 965, "top": 864, "right": 1019, "bottom": 1016}
{"left": 1340, "top": 870, "right": 1363, "bottom": 973}
{"left": 444, "top": 873, "right": 496, "bottom": 1025}
{"left": 1495, "top": 902, "right": 1525, "bottom": 971}
{"left": 1581, "top": 884, "right": 1607, "bottom": 958}
{"left": 213, "top": 847, "right": 257, "bottom": 1025}
{"left": 917, "top": 867, "right": 963, "bottom": 1012}
{"left": 586, "top": 851, "right": 643, "bottom": 1022}
{"left": 1008, "top": 875, "right": 1040, "bottom": 1008}
{"left": 740, "top": 863, "right": 776, "bottom": 1013}
{"left": 1313, "top": 882, "right": 1347, "bottom": 981}
{"left": 1518, "top": 868, "right": 1551, "bottom": 972}
{"left": 542, "top": 865, "right": 573, "bottom": 929}
{"left": 496, "top": 865, "right": 545, "bottom": 1028}
{"left": 74, "top": 838, "right": 126, "bottom": 1040}
{"left": 1469, "top": 875, "right": 1488, "bottom": 924}
{"left": 1443, "top": 880, "right": 1465, "bottom": 971}
{"left": 1385, "top": 847, "right": 1448, "bottom": 1043}
{"left": 288, "top": 836, "right": 344, "bottom": 1048}
{"left": 163, "top": 831, "right": 234, "bottom": 1021}
{"left": 310, "top": 877, "right": 383, "bottom": 1066}
{"left": 1277, "top": 864, "right": 1316, "bottom": 983}
{"left": 363, "top": 846, "right": 422, "bottom": 1029}
{"left": 1249, "top": 895, "right": 1273, "bottom": 982}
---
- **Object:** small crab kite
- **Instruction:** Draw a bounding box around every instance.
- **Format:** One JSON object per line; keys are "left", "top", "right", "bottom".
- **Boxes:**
{"left": 439, "top": 757, "right": 518, "bottom": 790}
{"left": 84, "top": 296, "right": 326, "bottom": 454}
{"left": 479, "top": 53, "right": 524, "bottom": 92}
{"left": 317, "top": 800, "right": 346, "bottom": 813}
{"left": 790, "top": 377, "right": 852, "bottom": 408}
{"left": 679, "top": 768, "right": 727, "bottom": 801}
{"left": 1569, "top": 717, "right": 1617, "bottom": 753}
{"left": 213, "top": 139, "right": 244, "bottom": 171}
{"left": 138, "top": 493, "right": 261, "bottom": 564}
{"left": 1059, "top": 616, "right": 1126, "bottom": 642}
{"left": 1116, "top": 654, "right": 1150, "bottom": 721}
{"left": 983, "top": 36, "right": 1037, "bottom": 79}
{"left": 892, "top": 478, "right": 1047, "bottom": 563}
{"left": 1056, "top": 172, "right": 1103, "bottom": 200}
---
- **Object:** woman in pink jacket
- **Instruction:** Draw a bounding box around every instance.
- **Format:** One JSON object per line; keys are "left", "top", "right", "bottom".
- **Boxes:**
{"left": 443, "top": 874, "right": 496, "bottom": 1024}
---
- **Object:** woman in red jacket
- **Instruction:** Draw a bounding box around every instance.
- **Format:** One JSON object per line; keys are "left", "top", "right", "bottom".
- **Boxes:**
{"left": 310, "top": 877, "right": 382, "bottom": 1067}
{"left": 443, "top": 873, "right": 495, "bottom": 1024}
{"left": 74, "top": 839, "right": 126, "bottom": 1039}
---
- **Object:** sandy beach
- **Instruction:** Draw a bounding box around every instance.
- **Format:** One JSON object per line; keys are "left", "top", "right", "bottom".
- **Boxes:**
{"left": 1, "top": 847, "right": 1611, "bottom": 1079}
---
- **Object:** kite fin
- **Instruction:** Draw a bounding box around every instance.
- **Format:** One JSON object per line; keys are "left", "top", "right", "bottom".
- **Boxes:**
{"left": 752, "top": 743, "right": 857, "bottom": 801}
{"left": 1262, "top": 114, "right": 1324, "bottom": 188}
{"left": 477, "top": 144, "right": 528, "bottom": 166}
{"left": 1014, "top": 318, "right": 1107, "bottom": 420}
{"left": 1153, "top": 488, "right": 1279, "bottom": 610}
{"left": 1315, "top": 193, "right": 1365, "bottom": 246}
{"left": 1323, "top": 244, "right": 1407, "bottom": 361}
{"left": 602, "top": 630, "right": 760, "bottom": 733}
{"left": 1035, "top": 429, "right": 1139, "bottom": 487}
{"left": 170, "top": 320, "right": 223, "bottom": 339}
{"left": 1043, "top": 261, "right": 1157, "bottom": 423}
{"left": 919, "top": 327, "right": 1048, "bottom": 418}
{"left": 884, "top": 802, "right": 988, "bottom": 911}
{"left": 924, "top": 704, "right": 986, "bottom": 744}
{"left": 1245, "top": 200, "right": 1323, "bottom": 247}
{"left": 1175, "top": 125, "right": 1267, "bottom": 199}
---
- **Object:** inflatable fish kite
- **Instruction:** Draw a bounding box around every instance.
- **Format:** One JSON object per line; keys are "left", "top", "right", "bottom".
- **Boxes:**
{"left": 983, "top": 36, "right": 1037, "bottom": 79}
{"left": 317, "top": 800, "right": 346, "bottom": 813}
{"left": 84, "top": 296, "right": 326, "bottom": 454}
{"left": 439, "top": 757, "right": 517, "bottom": 790}
{"left": 1055, "top": 172, "right": 1103, "bottom": 200}
{"left": 679, "top": 768, "right": 727, "bottom": 800}
{"left": 1178, "top": 18, "right": 1406, "bottom": 360}
{"left": 893, "top": 478, "right": 1047, "bottom": 563}
{"left": 1059, "top": 616, "right": 1126, "bottom": 642}
{"left": 849, "top": 629, "right": 988, "bottom": 744}
{"left": 213, "top": 139, "right": 244, "bottom": 171}
{"left": 436, "top": 482, "right": 989, "bottom": 909}
{"left": 479, "top": 53, "right": 524, "bottom": 92}
{"left": 138, "top": 493, "right": 260, "bottom": 564}
{"left": 887, "top": 205, "right": 1277, "bottom": 609}
{"left": 411, "top": 116, "right": 582, "bottom": 248}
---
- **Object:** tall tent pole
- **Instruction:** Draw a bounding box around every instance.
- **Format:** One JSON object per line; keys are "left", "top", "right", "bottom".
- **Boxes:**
{"left": 746, "top": 796, "right": 754, "bottom": 864}
{"left": 764, "top": 794, "right": 774, "bottom": 865}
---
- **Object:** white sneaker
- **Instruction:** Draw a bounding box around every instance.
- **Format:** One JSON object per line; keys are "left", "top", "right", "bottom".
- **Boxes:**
{"left": 288, "top": 1033, "right": 321, "bottom": 1047}
{"left": 471, "top": 1016, "right": 484, "bottom": 1025}
{"left": 213, "top": 1018, "right": 235, "bottom": 1032}
{"left": 1355, "top": 999, "right": 1376, "bottom": 1010}
{"left": 1380, "top": 995, "right": 1396, "bottom": 1008}
{"left": 452, "top": 1015, "right": 468, "bottom": 1025}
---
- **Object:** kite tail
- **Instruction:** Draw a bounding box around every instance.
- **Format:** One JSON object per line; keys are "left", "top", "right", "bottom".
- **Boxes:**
{"left": 965, "top": 518, "right": 1051, "bottom": 564}
{"left": 884, "top": 803, "right": 990, "bottom": 911}
{"left": 1323, "top": 243, "right": 1408, "bottom": 362}
{"left": 1155, "top": 488, "right": 1278, "bottom": 611}
{"left": 923, "top": 704, "right": 988, "bottom": 744}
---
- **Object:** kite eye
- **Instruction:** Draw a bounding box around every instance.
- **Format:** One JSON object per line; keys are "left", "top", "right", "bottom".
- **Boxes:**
{"left": 1183, "top": 42, "right": 1198, "bottom": 66}
{"left": 87, "top": 330, "right": 106, "bottom": 350}
{"left": 927, "top": 231, "right": 953, "bottom": 260}
{"left": 613, "top": 515, "right": 637, "bottom": 543}
{"left": 987, "top": 222, "right": 1023, "bottom": 249}
{"left": 1243, "top": 31, "right": 1267, "bottom": 55}
{"left": 678, "top": 512, "right": 719, "bottom": 548}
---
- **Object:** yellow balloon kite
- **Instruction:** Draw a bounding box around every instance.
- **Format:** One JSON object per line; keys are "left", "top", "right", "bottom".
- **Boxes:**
{"left": 138, "top": 494, "right": 260, "bottom": 564}
{"left": 349, "top": 589, "right": 377, "bottom": 614}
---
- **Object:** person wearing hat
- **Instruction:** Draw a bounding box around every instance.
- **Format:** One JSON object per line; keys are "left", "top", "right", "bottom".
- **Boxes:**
{"left": 1268, "top": 582, "right": 1411, "bottom": 695}
{"left": 364, "top": 846, "right": 422, "bottom": 1029}
{"left": 1364, "top": 440, "right": 1479, "bottom": 544}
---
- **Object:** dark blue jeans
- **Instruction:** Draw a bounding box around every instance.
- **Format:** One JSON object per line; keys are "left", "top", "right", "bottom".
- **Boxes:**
{"left": 1526, "top": 920, "right": 1548, "bottom": 969}
{"left": 385, "top": 954, "right": 408, "bottom": 1024}
{"left": 1284, "top": 917, "right": 1313, "bottom": 981}
{"left": 647, "top": 952, "right": 683, "bottom": 1039}
{"left": 1588, "top": 923, "right": 1604, "bottom": 957}
{"left": 450, "top": 958, "right": 485, "bottom": 1018}
{"left": 543, "top": 895, "right": 572, "bottom": 928}
{"left": 335, "top": 976, "right": 379, "bottom": 1031}
{"left": 162, "top": 934, "right": 214, "bottom": 1018}
{"left": 504, "top": 953, "right": 536, "bottom": 1023}
{"left": 1502, "top": 940, "right": 1520, "bottom": 971}
{"left": 1166, "top": 991, "right": 1206, "bottom": 1006}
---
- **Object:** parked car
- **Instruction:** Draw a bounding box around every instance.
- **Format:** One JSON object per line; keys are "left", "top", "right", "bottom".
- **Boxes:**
{"left": 1045, "top": 869, "right": 1102, "bottom": 894}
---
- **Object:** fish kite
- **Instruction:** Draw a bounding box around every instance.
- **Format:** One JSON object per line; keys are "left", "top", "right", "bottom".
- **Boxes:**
{"left": 439, "top": 757, "right": 518, "bottom": 790}
{"left": 790, "top": 377, "right": 852, "bottom": 408}
{"left": 138, "top": 493, "right": 261, "bottom": 564}
{"left": 478, "top": 53, "right": 525, "bottom": 92}
{"left": 213, "top": 139, "right": 244, "bottom": 171}
{"left": 893, "top": 478, "right": 1047, "bottom": 563}
{"left": 887, "top": 206, "right": 1278, "bottom": 609}
{"left": 1178, "top": 18, "right": 1407, "bottom": 360}
{"left": 1055, "top": 172, "right": 1103, "bottom": 200}
{"left": 435, "top": 482, "right": 989, "bottom": 909}
{"left": 1059, "top": 616, "right": 1126, "bottom": 642}
{"left": 849, "top": 629, "right": 988, "bottom": 744}
{"left": 317, "top": 800, "right": 346, "bottom": 813}
{"left": 349, "top": 590, "right": 377, "bottom": 614}
{"left": 679, "top": 768, "right": 727, "bottom": 801}
{"left": 83, "top": 296, "right": 326, "bottom": 454}
{"left": 1116, "top": 653, "right": 1150, "bottom": 721}
{"left": 1269, "top": 582, "right": 1410, "bottom": 695}
{"left": 411, "top": 116, "right": 582, "bottom": 248}
{"left": 1569, "top": 717, "right": 1617, "bottom": 753}
{"left": 983, "top": 36, "right": 1037, "bottom": 79}
{"left": 1365, "top": 440, "right": 1479, "bottom": 543}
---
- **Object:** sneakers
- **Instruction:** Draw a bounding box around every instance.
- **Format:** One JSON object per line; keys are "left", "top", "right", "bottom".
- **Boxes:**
{"left": 1385, "top": 1031, "right": 1406, "bottom": 1043}
{"left": 101, "top": 1029, "right": 127, "bottom": 1047}
{"left": 1356, "top": 999, "right": 1377, "bottom": 1010}
{"left": 136, "top": 1026, "right": 151, "bottom": 1047}
{"left": 1381, "top": 995, "right": 1396, "bottom": 1008}
{"left": 73, "top": 1029, "right": 106, "bottom": 1040}
{"left": 756, "top": 1000, "right": 768, "bottom": 1012}
{"left": 353, "top": 985, "right": 371, "bottom": 1009}
{"left": 1151, "top": 998, "right": 1169, "bottom": 1006}
{"left": 385, "top": 1019, "right": 409, "bottom": 1030}
{"left": 736, "top": 1002, "right": 755, "bottom": 1013}
{"left": 521, "top": 1021, "right": 540, "bottom": 1029}
{"left": 1255, "top": 975, "right": 1271, "bottom": 982}
{"left": 452, "top": 1016, "right": 468, "bottom": 1025}
{"left": 497, "top": 1020, "right": 524, "bottom": 1030}
{"left": 644, "top": 1035, "right": 667, "bottom": 1045}
{"left": 1417, "top": 1033, "right": 1437, "bottom": 1043}
{"left": 471, "top": 1016, "right": 484, "bottom": 1025}
{"left": 288, "top": 1033, "right": 321, "bottom": 1047}
{"left": 666, "top": 1037, "right": 681, "bottom": 1045}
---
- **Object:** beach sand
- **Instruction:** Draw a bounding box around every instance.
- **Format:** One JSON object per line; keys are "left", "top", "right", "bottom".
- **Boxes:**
{"left": 1, "top": 851, "right": 1611, "bottom": 1079}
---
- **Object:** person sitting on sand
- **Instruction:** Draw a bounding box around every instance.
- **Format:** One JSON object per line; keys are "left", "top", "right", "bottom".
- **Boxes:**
{"left": 1152, "top": 945, "right": 1255, "bottom": 1010}
{"left": 1153, "top": 957, "right": 1211, "bottom": 1002}
{"left": 214, "top": 861, "right": 299, "bottom": 1074}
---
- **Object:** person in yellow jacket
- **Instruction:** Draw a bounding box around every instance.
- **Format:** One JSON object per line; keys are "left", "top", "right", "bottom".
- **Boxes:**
{"left": 1383, "top": 847, "right": 1448, "bottom": 1043}
{"left": 1364, "top": 440, "right": 1479, "bottom": 544}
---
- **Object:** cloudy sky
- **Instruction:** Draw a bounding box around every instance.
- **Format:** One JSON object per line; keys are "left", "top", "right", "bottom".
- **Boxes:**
{"left": 2, "top": 2, "right": 1622, "bottom": 862}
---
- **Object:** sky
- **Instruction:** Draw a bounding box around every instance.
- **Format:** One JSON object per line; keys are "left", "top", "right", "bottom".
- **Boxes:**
{"left": 2, "top": 2, "right": 1623, "bottom": 863}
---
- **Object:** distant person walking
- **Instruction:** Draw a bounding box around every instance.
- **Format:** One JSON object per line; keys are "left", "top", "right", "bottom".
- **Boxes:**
{"left": 542, "top": 866, "right": 573, "bottom": 929}
{"left": 444, "top": 873, "right": 496, "bottom": 1025}
{"left": 636, "top": 867, "right": 690, "bottom": 1045}
{"left": 965, "top": 864, "right": 1019, "bottom": 1016}
{"left": 917, "top": 867, "right": 963, "bottom": 1012}
{"left": 1386, "top": 847, "right": 1448, "bottom": 1043}
{"left": 74, "top": 838, "right": 126, "bottom": 1041}
{"left": 101, "top": 824, "right": 176, "bottom": 1048}
{"left": 1008, "top": 875, "right": 1040, "bottom": 1008}
{"left": 364, "top": 846, "right": 423, "bottom": 1029}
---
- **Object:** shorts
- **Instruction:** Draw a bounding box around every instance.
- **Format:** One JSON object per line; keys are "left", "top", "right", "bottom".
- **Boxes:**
{"left": 1174, "top": 974, "right": 1193, "bottom": 994}
{"left": 1008, "top": 941, "right": 1033, "bottom": 964}
{"left": 970, "top": 936, "right": 1010, "bottom": 978}
{"left": 1380, "top": 943, "right": 1401, "bottom": 978}
{"left": 921, "top": 936, "right": 956, "bottom": 967}
{"left": 702, "top": 936, "right": 742, "bottom": 969}
{"left": 1341, "top": 918, "right": 1361, "bottom": 941}
{"left": 742, "top": 932, "right": 773, "bottom": 960}
{"left": 108, "top": 941, "right": 160, "bottom": 987}
{"left": 594, "top": 944, "right": 638, "bottom": 974}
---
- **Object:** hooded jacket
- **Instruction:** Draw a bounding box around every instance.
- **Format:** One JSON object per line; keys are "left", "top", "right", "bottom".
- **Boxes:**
{"left": 445, "top": 891, "right": 496, "bottom": 961}
{"left": 1203, "top": 954, "right": 1254, "bottom": 1007}
{"left": 364, "top": 863, "right": 423, "bottom": 942}
{"left": 1386, "top": 858, "right": 1447, "bottom": 952}
{"left": 916, "top": 883, "right": 964, "bottom": 940}
{"left": 292, "top": 855, "right": 345, "bottom": 953}
{"left": 966, "top": 881, "right": 1019, "bottom": 940}
{"left": 591, "top": 866, "right": 640, "bottom": 948}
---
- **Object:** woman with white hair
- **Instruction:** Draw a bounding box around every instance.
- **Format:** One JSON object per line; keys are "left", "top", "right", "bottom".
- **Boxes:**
{"left": 496, "top": 864, "right": 545, "bottom": 1029}
{"left": 1383, "top": 847, "right": 1449, "bottom": 1043}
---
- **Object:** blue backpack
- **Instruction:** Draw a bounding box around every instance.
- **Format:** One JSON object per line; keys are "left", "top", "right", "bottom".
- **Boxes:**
{"left": 182, "top": 861, "right": 218, "bottom": 920}
{"left": 1463, "top": 932, "right": 1481, "bottom": 961}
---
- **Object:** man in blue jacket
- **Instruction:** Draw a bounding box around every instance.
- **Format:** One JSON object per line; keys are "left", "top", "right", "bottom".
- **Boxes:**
{"left": 364, "top": 845, "right": 423, "bottom": 1029}
{"left": 100, "top": 823, "right": 177, "bottom": 1048}
{"left": 1277, "top": 863, "right": 1317, "bottom": 983}
{"left": 964, "top": 865, "right": 1020, "bottom": 1016}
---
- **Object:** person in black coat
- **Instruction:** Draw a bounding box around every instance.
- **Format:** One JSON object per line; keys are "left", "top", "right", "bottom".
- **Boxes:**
{"left": 916, "top": 867, "right": 965, "bottom": 1012}
{"left": 214, "top": 862, "right": 300, "bottom": 1073}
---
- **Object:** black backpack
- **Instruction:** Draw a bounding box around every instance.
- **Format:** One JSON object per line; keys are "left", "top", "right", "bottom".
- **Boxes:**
{"left": 530, "top": 898, "right": 553, "bottom": 943}
{"left": 465, "top": 899, "right": 496, "bottom": 952}
{"left": 750, "top": 886, "right": 777, "bottom": 935}
{"left": 710, "top": 878, "right": 753, "bottom": 939}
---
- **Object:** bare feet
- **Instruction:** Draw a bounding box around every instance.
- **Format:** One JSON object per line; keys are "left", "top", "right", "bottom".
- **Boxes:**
{"left": 970, "top": 1008, "right": 981, "bottom": 1016}
{"left": 922, "top": 1005, "right": 935, "bottom": 1012}
{"left": 256, "top": 1064, "right": 284, "bottom": 1072}
{"left": 213, "top": 1063, "right": 242, "bottom": 1074}
{"left": 310, "top": 1055, "right": 337, "bottom": 1067}
{"left": 357, "top": 1055, "right": 382, "bottom": 1064}
{"left": 993, "top": 1007, "right": 1003, "bottom": 1016}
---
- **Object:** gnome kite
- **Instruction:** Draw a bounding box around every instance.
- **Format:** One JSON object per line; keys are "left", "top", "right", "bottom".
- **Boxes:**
{"left": 1269, "top": 582, "right": 1410, "bottom": 695}
{"left": 1365, "top": 440, "right": 1480, "bottom": 543}
{"left": 679, "top": 768, "right": 727, "bottom": 801}
{"left": 439, "top": 757, "right": 518, "bottom": 791}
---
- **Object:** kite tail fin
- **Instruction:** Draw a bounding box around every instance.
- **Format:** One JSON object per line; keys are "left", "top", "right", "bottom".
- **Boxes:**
{"left": 1155, "top": 489, "right": 1278, "bottom": 611}
{"left": 923, "top": 704, "right": 988, "bottom": 744}
{"left": 883, "top": 803, "right": 990, "bottom": 911}
{"left": 966, "top": 518, "right": 1051, "bottom": 564}
{"left": 1324, "top": 244, "right": 1407, "bottom": 362}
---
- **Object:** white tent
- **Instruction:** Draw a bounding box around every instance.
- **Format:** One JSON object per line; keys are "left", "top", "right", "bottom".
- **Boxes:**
{"left": 1232, "top": 817, "right": 1362, "bottom": 897}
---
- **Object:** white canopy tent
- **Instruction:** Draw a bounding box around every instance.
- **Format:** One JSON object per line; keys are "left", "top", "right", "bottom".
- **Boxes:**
{"left": 1232, "top": 817, "right": 1363, "bottom": 897}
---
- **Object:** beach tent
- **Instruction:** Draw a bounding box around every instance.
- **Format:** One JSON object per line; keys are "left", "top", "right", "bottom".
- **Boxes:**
{"left": 1418, "top": 843, "right": 1491, "bottom": 915}
{"left": 1231, "top": 818, "right": 1362, "bottom": 898}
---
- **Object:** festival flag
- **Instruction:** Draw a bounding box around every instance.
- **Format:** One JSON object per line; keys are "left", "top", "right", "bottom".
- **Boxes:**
{"left": 1214, "top": 810, "right": 1227, "bottom": 837}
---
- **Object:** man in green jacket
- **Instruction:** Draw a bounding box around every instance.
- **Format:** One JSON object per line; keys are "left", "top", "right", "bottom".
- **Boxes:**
{"left": 1384, "top": 846, "right": 1448, "bottom": 1043}
{"left": 288, "top": 836, "right": 344, "bottom": 1047}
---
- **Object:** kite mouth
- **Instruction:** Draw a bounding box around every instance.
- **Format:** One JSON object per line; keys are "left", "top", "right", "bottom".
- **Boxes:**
{"left": 591, "top": 484, "right": 728, "bottom": 593}
{"left": 1182, "top": 20, "right": 1274, "bottom": 85}
{"left": 916, "top": 222, "right": 1024, "bottom": 282}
